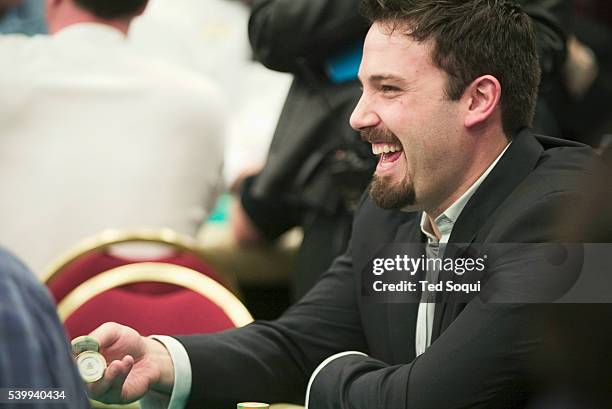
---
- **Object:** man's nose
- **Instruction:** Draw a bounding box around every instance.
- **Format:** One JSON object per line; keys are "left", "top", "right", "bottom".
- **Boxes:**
{"left": 350, "top": 95, "right": 380, "bottom": 131}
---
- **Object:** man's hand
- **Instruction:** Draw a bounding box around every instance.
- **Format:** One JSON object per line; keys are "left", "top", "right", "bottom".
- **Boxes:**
{"left": 80, "top": 323, "right": 175, "bottom": 404}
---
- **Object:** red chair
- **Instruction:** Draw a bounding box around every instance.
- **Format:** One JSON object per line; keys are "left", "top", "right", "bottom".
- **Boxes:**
{"left": 57, "top": 262, "right": 253, "bottom": 339}
{"left": 43, "top": 228, "right": 240, "bottom": 303}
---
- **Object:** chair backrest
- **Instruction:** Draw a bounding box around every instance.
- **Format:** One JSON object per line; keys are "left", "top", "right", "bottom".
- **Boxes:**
{"left": 44, "top": 228, "right": 238, "bottom": 303}
{"left": 58, "top": 262, "right": 253, "bottom": 339}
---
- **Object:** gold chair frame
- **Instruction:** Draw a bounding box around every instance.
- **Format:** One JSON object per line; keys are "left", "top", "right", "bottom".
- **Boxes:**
{"left": 58, "top": 262, "right": 253, "bottom": 327}
{"left": 42, "top": 227, "right": 240, "bottom": 296}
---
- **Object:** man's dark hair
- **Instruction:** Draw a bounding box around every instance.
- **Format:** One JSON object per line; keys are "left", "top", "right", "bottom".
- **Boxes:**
{"left": 73, "top": 0, "right": 146, "bottom": 20}
{"left": 360, "top": 0, "right": 541, "bottom": 136}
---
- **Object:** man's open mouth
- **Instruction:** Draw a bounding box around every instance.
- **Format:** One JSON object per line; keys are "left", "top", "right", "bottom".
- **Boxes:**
{"left": 372, "top": 143, "right": 403, "bottom": 165}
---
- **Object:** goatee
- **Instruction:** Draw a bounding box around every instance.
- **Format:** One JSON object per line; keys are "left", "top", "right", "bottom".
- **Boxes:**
{"left": 369, "top": 173, "right": 415, "bottom": 209}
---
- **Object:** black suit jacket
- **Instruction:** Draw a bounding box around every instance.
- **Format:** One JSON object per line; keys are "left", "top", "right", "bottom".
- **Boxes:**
{"left": 177, "top": 130, "right": 609, "bottom": 408}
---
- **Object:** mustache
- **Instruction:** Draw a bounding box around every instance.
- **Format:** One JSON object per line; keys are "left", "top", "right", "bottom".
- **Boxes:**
{"left": 360, "top": 127, "right": 400, "bottom": 145}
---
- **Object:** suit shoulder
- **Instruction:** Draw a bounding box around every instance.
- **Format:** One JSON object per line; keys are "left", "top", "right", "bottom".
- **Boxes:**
{"left": 486, "top": 146, "right": 610, "bottom": 242}
{"left": 530, "top": 145, "right": 606, "bottom": 194}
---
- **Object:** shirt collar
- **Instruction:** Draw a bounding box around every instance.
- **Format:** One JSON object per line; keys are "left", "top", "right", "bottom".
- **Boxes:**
{"left": 419, "top": 142, "right": 512, "bottom": 241}
{"left": 53, "top": 23, "right": 125, "bottom": 42}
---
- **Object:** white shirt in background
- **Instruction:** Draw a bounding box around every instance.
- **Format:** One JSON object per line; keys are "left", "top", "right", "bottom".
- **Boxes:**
{"left": 0, "top": 23, "right": 227, "bottom": 274}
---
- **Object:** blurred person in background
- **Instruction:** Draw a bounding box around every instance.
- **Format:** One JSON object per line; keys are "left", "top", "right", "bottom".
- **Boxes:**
{"left": 556, "top": 0, "right": 612, "bottom": 147}
{"left": 128, "top": 0, "right": 291, "bottom": 188}
{"left": 0, "top": 246, "right": 90, "bottom": 408}
{"left": 231, "top": 0, "right": 378, "bottom": 301}
{"left": 0, "top": 0, "right": 226, "bottom": 275}
{"left": 0, "top": 0, "right": 46, "bottom": 35}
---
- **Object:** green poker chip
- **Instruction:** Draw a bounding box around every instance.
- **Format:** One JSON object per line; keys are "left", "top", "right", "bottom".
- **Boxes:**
{"left": 237, "top": 403, "right": 269, "bottom": 409}
{"left": 71, "top": 335, "right": 100, "bottom": 356}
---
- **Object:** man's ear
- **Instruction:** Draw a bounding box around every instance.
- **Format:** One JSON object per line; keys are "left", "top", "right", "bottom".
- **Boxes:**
{"left": 463, "top": 75, "right": 501, "bottom": 129}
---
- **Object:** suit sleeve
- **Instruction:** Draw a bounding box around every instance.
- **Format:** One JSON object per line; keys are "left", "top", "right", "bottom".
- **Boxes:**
{"left": 248, "top": 0, "right": 369, "bottom": 72}
{"left": 307, "top": 192, "right": 582, "bottom": 409}
{"left": 175, "top": 244, "right": 367, "bottom": 408}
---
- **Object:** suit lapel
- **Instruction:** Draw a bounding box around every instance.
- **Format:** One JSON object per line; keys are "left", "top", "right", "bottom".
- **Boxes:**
{"left": 431, "top": 130, "right": 544, "bottom": 340}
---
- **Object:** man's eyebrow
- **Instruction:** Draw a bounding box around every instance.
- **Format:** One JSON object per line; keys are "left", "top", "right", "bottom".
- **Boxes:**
{"left": 362, "top": 74, "right": 412, "bottom": 87}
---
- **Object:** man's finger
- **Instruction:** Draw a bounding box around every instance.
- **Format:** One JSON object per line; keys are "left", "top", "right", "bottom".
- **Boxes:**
{"left": 88, "top": 322, "right": 123, "bottom": 350}
{"left": 105, "top": 355, "right": 135, "bottom": 403}
{"left": 88, "top": 355, "right": 134, "bottom": 402}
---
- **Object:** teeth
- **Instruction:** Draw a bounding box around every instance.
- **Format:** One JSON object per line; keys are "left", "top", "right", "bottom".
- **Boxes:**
{"left": 372, "top": 144, "right": 402, "bottom": 155}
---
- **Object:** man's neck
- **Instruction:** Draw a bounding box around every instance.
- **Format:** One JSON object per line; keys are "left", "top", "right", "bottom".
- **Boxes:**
{"left": 425, "top": 136, "right": 510, "bottom": 220}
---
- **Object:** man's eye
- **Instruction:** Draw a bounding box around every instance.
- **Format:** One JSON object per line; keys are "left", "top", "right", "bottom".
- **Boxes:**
{"left": 380, "top": 85, "right": 399, "bottom": 93}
